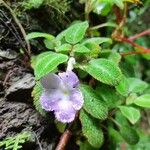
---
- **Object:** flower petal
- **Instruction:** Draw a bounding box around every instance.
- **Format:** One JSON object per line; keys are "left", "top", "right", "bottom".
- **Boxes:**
{"left": 70, "top": 89, "right": 84, "bottom": 110}
{"left": 58, "top": 71, "right": 79, "bottom": 88}
{"left": 54, "top": 100, "right": 76, "bottom": 123}
{"left": 40, "top": 89, "right": 63, "bottom": 111}
{"left": 40, "top": 73, "right": 61, "bottom": 89}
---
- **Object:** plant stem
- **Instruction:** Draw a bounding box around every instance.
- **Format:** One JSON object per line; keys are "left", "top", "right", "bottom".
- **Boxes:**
{"left": 129, "top": 29, "right": 150, "bottom": 41}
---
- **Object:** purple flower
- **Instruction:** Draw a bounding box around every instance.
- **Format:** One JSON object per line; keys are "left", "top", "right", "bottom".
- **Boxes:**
{"left": 40, "top": 71, "right": 84, "bottom": 123}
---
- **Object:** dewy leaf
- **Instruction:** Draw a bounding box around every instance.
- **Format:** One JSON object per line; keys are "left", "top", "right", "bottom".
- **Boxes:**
{"left": 34, "top": 52, "right": 68, "bottom": 80}
{"left": 80, "top": 110, "right": 104, "bottom": 148}
{"left": 80, "top": 84, "right": 108, "bottom": 120}
{"left": 127, "top": 78, "right": 148, "bottom": 94}
{"left": 65, "top": 21, "right": 89, "bottom": 44}
{"left": 134, "top": 94, "right": 150, "bottom": 108}
{"left": 26, "top": 32, "right": 55, "bottom": 40}
{"left": 85, "top": 58, "right": 122, "bottom": 86}
{"left": 82, "top": 37, "right": 112, "bottom": 45}
{"left": 119, "top": 126, "right": 139, "bottom": 145}
{"left": 118, "top": 106, "right": 141, "bottom": 124}
{"left": 73, "top": 44, "right": 90, "bottom": 54}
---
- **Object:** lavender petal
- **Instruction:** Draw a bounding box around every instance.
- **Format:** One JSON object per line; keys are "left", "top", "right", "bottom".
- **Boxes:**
{"left": 58, "top": 71, "right": 79, "bottom": 88}
{"left": 40, "top": 89, "right": 63, "bottom": 111}
{"left": 40, "top": 73, "right": 61, "bottom": 89}
{"left": 70, "top": 89, "right": 84, "bottom": 110}
{"left": 54, "top": 100, "right": 76, "bottom": 123}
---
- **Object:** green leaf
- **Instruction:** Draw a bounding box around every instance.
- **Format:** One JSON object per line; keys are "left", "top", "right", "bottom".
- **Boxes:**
{"left": 34, "top": 52, "right": 68, "bottom": 80}
{"left": 32, "top": 82, "right": 46, "bottom": 116}
{"left": 96, "top": 84, "right": 122, "bottom": 108}
{"left": 119, "top": 126, "right": 139, "bottom": 145}
{"left": 134, "top": 94, "right": 150, "bottom": 108}
{"left": 44, "top": 39, "right": 61, "bottom": 50}
{"left": 116, "top": 76, "right": 129, "bottom": 96}
{"left": 118, "top": 106, "right": 141, "bottom": 124}
{"left": 85, "top": 58, "right": 122, "bottom": 86}
{"left": 82, "top": 37, "right": 112, "bottom": 45}
{"left": 55, "top": 43, "right": 72, "bottom": 53}
{"left": 65, "top": 21, "right": 89, "bottom": 44}
{"left": 108, "top": 52, "right": 121, "bottom": 64}
{"left": 26, "top": 32, "right": 55, "bottom": 40}
{"left": 113, "top": 0, "right": 124, "bottom": 9}
{"left": 73, "top": 44, "right": 90, "bottom": 54}
{"left": 127, "top": 78, "right": 148, "bottom": 94}
{"left": 80, "top": 110, "right": 104, "bottom": 148}
{"left": 80, "top": 84, "right": 108, "bottom": 120}
{"left": 79, "top": 141, "right": 98, "bottom": 150}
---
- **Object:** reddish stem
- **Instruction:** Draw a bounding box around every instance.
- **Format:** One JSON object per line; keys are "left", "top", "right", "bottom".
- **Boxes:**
{"left": 55, "top": 130, "right": 72, "bottom": 150}
{"left": 129, "top": 29, "right": 150, "bottom": 41}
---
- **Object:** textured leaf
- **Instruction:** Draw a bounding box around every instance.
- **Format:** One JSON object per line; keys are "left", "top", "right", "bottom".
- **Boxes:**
{"left": 85, "top": 58, "right": 122, "bottom": 86}
{"left": 108, "top": 52, "right": 121, "bottom": 64}
{"left": 118, "top": 106, "right": 141, "bottom": 124}
{"left": 80, "top": 110, "right": 104, "bottom": 148}
{"left": 73, "top": 44, "right": 90, "bottom": 54}
{"left": 82, "top": 37, "right": 112, "bottom": 45}
{"left": 80, "top": 84, "right": 108, "bottom": 120}
{"left": 32, "top": 82, "right": 47, "bottom": 116}
{"left": 134, "top": 94, "right": 150, "bottom": 108}
{"left": 55, "top": 43, "right": 72, "bottom": 53}
{"left": 116, "top": 76, "right": 129, "bottom": 96}
{"left": 119, "top": 126, "right": 139, "bottom": 145}
{"left": 79, "top": 141, "right": 98, "bottom": 150}
{"left": 96, "top": 84, "right": 122, "bottom": 108}
{"left": 26, "top": 32, "right": 54, "bottom": 40}
{"left": 65, "top": 21, "right": 89, "bottom": 44}
{"left": 34, "top": 52, "right": 68, "bottom": 79}
{"left": 127, "top": 78, "right": 148, "bottom": 94}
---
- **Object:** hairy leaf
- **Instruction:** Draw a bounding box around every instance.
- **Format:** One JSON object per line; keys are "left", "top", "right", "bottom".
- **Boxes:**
{"left": 80, "top": 84, "right": 108, "bottom": 120}
{"left": 85, "top": 58, "right": 122, "bottom": 86}
{"left": 34, "top": 52, "right": 68, "bottom": 79}
{"left": 118, "top": 106, "right": 141, "bottom": 124}
{"left": 119, "top": 126, "right": 139, "bottom": 145}
{"left": 80, "top": 110, "right": 104, "bottom": 148}
{"left": 65, "top": 21, "right": 89, "bottom": 44}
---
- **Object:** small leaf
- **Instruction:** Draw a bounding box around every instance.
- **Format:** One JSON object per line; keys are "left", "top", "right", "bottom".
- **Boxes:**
{"left": 65, "top": 21, "right": 89, "bottom": 44}
{"left": 119, "top": 126, "right": 139, "bottom": 145}
{"left": 127, "top": 78, "right": 148, "bottom": 94}
{"left": 44, "top": 39, "right": 61, "bottom": 50}
{"left": 80, "top": 84, "right": 108, "bottom": 120}
{"left": 32, "top": 82, "right": 47, "bottom": 116}
{"left": 80, "top": 110, "right": 104, "bottom": 148}
{"left": 34, "top": 52, "right": 68, "bottom": 80}
{"left": 118, "top": 106, "right": 141, "bottom": 124}
{"left": 134, "top": 94, "right": 150, "bottom": 108}
{"left": 73, "top": 44, "right": 90, "bottom": 54}
{"left": 82, "top": 37, "right": 112, "bottom": 45}
{"left": 108, "top": 52, "right": 121, "bottom": 64}
{"left": 85, "top": 58, "right": 122, "bottom": 86}
{"left": 116, "top": 76, "right": 129, "bottom": 96}
{"left": 26, "top": 32, "right": 54, "bottom": 40}
{"left": 55, "top": 43, "right": 72, "bottom": 53}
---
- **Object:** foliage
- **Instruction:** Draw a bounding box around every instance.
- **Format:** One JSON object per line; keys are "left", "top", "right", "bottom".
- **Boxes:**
{"left": 0, "top": 132, "right": 32, "bottom": 150}
{"left": 25, "top": 0, "right": 150, "bottom": 149}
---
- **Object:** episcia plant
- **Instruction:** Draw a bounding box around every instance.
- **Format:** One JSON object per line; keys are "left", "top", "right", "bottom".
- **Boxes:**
{"left": 27, "top": 20, "right": 150, "bottom": 149}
